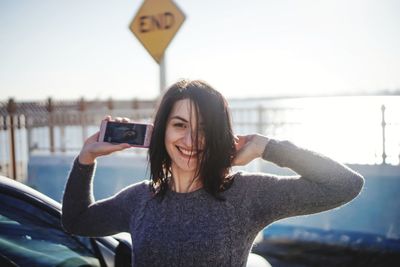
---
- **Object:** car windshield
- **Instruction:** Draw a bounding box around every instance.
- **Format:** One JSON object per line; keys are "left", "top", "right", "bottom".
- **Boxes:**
{"left": 0, "top": 193, "right": 101, "bottom": 267}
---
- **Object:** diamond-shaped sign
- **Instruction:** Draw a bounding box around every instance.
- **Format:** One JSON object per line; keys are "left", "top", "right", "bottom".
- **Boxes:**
{"left": 130, "top": 0, "right": 185, "bottom": 64}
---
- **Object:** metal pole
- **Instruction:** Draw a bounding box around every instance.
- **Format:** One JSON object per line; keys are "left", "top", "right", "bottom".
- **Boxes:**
{"left": 381, "top": 105, "right": 387, "bottom": 165}
{"left": 47, "top": 98, "right": 55, "bottom": 153}
{"left": 256, "top": 106, "right": 264, "bottom": 172}
{"left": 159, "top": 54, "right": 166, "bottom": 93}
{"left": 7, "top": 98, "right": 17, "bottom": 180}
{"left": 79, "top": 97, "right": 87, "bottom": 143}
{"left": 26, "top": 116, "right": 33, "bottom": 153}
{"left": 60, "top": 125, "right": 66, "bottom": 153}
{"left": 257, "top": 106, "right": 264, "bottom": 134}
{"left": 107, "top": 97, "right": 114, "bottom": 116}
{"left": 18, "top": 115, "right": 27, "bottom": 181}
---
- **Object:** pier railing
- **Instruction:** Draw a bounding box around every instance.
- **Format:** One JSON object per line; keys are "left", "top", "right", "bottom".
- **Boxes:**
{"left": 1, "top": 97, "right": 399, "bottom": 180}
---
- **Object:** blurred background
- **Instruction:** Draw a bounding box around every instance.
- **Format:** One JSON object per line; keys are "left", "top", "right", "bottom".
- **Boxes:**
{"left": 1, "top": 0, "right": 400, "bottom": 265}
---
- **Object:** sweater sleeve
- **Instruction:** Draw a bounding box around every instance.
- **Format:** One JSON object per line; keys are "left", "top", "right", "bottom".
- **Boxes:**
{"left": 61, "top": 157, "right": 150, "bottom": 237}
{"left": 238, "top": 139, "right": 364, "bottom": 229}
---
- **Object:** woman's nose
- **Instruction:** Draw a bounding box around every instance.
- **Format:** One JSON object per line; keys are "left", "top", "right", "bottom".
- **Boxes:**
{"left": 183, "top": 130, "right": 193, "bottom": 147}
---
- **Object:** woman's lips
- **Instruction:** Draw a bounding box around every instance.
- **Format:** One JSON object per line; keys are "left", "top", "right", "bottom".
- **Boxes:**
{"left": 176, "top": 146, "right": 200, "bottom": 157}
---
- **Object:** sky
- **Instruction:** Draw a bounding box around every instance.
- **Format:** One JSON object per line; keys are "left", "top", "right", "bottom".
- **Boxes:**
{"left": 1, "top": 0, "right": 400, "bottom": 101}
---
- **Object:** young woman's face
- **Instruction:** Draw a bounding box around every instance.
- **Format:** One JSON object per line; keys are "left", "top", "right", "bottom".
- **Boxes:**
{"left": 165, "top": 99, "right": 204, "bottom": 177}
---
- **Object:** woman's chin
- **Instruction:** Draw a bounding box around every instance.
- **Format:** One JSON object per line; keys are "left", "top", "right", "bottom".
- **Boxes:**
{"left": 171, "top": 161, "right": 198, "bottom": 174}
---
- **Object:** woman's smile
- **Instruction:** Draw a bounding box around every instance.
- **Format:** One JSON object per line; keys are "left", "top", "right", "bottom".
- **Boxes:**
{"left": 176, "top": 146, "right": 201, "bottom": 158}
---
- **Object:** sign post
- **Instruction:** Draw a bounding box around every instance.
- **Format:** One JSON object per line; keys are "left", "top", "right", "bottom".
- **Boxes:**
{"left": 130, "top": 0, "right": 185, "bottom": 93}
{"left": 159, "top": 55, "right": 166, "bottom": 93}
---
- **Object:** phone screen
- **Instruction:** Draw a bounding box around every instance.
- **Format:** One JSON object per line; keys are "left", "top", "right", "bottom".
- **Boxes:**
{"left": 104, "top": 121, "right": 147, "bottom": 145}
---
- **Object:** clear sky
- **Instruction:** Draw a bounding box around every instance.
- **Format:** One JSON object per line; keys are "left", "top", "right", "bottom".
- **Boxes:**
{"left": 1, "top": 0, "right": 400, "bottom": 101}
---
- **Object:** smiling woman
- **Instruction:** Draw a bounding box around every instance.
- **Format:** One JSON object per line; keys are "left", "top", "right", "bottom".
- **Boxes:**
{"left": 61, "top": 79, "right": 364, "bottom": 267}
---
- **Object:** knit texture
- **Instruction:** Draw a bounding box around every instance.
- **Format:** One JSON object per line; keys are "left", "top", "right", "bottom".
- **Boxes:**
{"left": 62, "top": 139, "right": 364, "bottom": 267}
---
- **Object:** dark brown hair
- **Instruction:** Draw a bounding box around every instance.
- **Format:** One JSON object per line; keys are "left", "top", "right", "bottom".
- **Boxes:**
{"left": 148, "top": 79, "right": 236, "bottom": 199}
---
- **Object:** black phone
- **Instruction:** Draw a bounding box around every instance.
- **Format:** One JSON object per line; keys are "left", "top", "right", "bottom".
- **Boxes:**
{"left": 98, "top": 120, "right": 153, "bottom": 148}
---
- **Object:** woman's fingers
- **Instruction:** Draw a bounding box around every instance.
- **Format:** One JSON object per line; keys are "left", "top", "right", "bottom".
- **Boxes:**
{"left": 232, "top": 134, "right": 269, "bottom": 166}
{"left": 97, "top": 142, "right": 131, "bottom": 155}
{"left": 103, "top": 116, "right": 130, "bottom": 123}
{"left": 232, "top": 135, "right": 252, "bottom": 166}
{"left": 103, "top": 115, "right": 112, "bottom": 121}
{"left": 234, "top": 135, "right": 250, "bottom": 151}
{"left": 88, "top": 142, "right": 131, "bottom": 157}
{"left": 78, "top": 142, "right": 130, "bottom": 164}
{"left": 83, "top": 128, "right": 130, "bottom": 156}
{"left": 83, "top": 131, "right": 100, "bottom": 145}
{"left": 232, "top": 141, "right": 253, "bottom": 166}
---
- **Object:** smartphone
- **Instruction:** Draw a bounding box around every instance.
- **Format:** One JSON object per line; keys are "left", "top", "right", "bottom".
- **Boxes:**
{"left": 98, "top": 120, "right": 153, "bottom": 148}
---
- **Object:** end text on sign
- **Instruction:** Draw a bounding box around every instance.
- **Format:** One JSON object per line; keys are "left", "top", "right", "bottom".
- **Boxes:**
{"left": 139, "top": 12, "right": 175, "bottom": 33}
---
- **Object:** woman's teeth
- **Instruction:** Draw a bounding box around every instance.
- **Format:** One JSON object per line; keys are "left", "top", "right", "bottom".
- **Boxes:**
{"left": 178, "top": 147, "right": 197, "bottom": 156}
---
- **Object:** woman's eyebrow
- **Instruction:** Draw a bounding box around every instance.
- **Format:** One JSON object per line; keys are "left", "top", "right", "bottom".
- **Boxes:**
{"left": 170, "top": 116, "right": 189, "bottom": 123}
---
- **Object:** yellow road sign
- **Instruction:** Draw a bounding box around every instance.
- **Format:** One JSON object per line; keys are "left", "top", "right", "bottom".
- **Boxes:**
{"left": 130, "top": 0, "right": 185, "bottom": 64}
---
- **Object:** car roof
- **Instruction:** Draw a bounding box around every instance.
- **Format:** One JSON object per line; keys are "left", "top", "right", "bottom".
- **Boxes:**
{"left": 0, "top": 175, "right": 61, "bottom": 211}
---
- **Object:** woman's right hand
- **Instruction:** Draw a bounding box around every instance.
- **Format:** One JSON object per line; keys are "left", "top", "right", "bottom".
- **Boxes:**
{"left": 78, "top": 116, "right": 131, "bottom": 164}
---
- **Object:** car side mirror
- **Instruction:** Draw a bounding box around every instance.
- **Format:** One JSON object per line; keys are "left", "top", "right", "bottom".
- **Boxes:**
{"left": 114, "top": 238, "right": 131, "bottom": 267}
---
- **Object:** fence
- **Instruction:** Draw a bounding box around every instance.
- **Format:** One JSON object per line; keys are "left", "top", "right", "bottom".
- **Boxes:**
{"left": 1, "top": 97, "right": 399, "bottom": 181}
{"left": 0, "top": 98, "right": 155, "bottom": 180}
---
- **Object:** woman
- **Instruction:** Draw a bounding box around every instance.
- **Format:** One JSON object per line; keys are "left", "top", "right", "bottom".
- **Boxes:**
{"left": 62, "top": 79, "right": 364, "bottom": 267}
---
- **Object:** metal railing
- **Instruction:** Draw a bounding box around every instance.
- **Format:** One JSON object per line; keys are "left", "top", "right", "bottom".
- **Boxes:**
{"left": 1, "top": 97, "right": 399, "bottom": 180}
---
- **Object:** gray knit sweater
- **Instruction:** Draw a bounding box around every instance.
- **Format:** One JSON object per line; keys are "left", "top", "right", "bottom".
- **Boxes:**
{"left": 61, "top": 139, "right": 364, "bottom": 267}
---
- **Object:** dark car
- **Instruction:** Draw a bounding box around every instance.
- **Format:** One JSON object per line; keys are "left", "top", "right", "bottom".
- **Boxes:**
{"left": 0, "top": 176, "right": 269, "bottom": 267}
{"left": 0, "top": 175, "right": 131, "bottom": 267}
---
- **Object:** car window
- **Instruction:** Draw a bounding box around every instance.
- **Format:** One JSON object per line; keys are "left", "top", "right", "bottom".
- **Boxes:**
{"left": 0, "top": 193, "right": 101, "bottom": 267}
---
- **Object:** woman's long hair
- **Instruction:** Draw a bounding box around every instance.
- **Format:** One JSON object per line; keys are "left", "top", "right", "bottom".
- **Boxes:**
{"left": 148, "top": 79, "right": 236, "bottom": 200}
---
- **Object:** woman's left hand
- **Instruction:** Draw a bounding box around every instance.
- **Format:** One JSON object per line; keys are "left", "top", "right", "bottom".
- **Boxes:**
{"left": 232, "top": 134, "right": 269, "bottom": 166}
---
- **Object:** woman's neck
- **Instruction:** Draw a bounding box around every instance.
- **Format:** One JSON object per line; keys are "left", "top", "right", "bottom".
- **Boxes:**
{"left": 170, "top": 169, "right": 203, "bottom": 193}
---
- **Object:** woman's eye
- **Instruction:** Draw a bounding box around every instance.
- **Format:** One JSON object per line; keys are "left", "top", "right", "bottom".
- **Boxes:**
{"left": 173, "top": 123, "right": 186, "bottom": 128}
